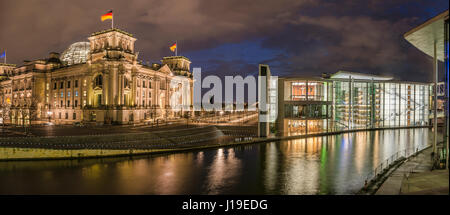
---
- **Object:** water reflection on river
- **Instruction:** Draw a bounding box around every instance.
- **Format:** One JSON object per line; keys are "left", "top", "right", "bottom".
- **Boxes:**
{"left": 0, "top": 128, "right": 431, "bottom": 194}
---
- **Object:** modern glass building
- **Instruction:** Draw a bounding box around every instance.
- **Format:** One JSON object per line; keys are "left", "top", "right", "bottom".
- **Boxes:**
{"left": 271, "top": 71, "right": 432, "bottom": 136}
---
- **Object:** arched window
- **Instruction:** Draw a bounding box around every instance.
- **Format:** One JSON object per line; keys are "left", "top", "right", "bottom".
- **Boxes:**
{"left": 94, "top": 75, "right": 103, "bottom": 87}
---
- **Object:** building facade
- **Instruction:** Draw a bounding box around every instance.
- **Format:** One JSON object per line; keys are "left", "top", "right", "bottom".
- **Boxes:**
{"left": 0, "top": 28, "right": 193, "bottom": 125}
{"left": 259, "top": 65, "right": 432, "bottom": 136}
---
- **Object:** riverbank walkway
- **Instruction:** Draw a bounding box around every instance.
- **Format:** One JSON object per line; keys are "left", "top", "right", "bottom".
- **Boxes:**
{"left": 376, "top": 147, "right": 449, "bottom": 195}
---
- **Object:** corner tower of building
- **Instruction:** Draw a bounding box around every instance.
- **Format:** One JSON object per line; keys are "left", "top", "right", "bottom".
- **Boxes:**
{"left": 0, "top": 63, "right": 16, "bottom": 77}
{"left": 88, "top": 28, "right": 137, "bottom": 63}
{"left": 161, "top": 56, "right": 191, "bottom": 77}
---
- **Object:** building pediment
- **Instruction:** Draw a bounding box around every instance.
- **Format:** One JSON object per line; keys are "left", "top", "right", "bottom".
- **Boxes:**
{"left": 157, "top": 64, "right": 172, "bottom": 75}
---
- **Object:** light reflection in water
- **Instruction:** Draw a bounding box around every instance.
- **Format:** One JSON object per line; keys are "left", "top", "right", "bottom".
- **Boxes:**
{"left": 206, "top": 148, "right": 242, "bottom": 194}
{"left": 0, "top": 128, "right": 432, "bottom": 194}
{"left": 279, "top": 138, "right": 321, "bottom": 194}
{"left": 354, "top": 132, "right": 366, "bottom": 175}
{"left": 264, "top": 143, "right": 278, "bottom": 193}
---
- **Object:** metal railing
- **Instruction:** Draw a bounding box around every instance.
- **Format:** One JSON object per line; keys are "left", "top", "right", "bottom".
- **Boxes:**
{"left": 0, "top": 125, "right": 256, "bottom": 150}
{"left": 363, "top": 146, "right": 422, "bottom": 186}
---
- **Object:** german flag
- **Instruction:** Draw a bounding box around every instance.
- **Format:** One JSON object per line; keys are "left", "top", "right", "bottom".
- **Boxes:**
{"left": 170, "top": 42, "right": 177, "bottom": 52}
{"left": 101, "top": 10, "right": 113, "bottom": 21}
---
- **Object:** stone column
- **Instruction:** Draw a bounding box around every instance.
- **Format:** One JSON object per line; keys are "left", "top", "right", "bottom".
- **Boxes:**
{"left": 131, "top": 75, "right": 136, "bottom": 106}
{"left": 118, "top": 73, "right": 123, "bottom": 105}
{"left": 103, "top": 73, "right": 108, "bottom": 106}
{"left": 111, "top": 67, "right": 118, "bottom": 106}
{"left": 88, "top": 75, "right": 93, "bottom": 107}
{"left": 155, "top": 77, "right": 160, "bottom": 108}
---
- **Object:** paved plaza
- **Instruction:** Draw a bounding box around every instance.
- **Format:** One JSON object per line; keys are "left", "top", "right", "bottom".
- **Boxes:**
{"left": 376, "top": 146, "right": 449, "bottom": 195}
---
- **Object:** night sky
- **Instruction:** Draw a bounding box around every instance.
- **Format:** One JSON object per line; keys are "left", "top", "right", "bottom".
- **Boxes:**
{"left": 0, "top": 0, "right": 448, "bottom": 82}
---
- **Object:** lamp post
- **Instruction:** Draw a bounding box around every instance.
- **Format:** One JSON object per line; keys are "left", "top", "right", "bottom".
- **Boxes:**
{"left": 0, "top": 109, "right": 3, "bottom": 132}
{"left": 47, "top": 111, "right": 52, "bottom": 122}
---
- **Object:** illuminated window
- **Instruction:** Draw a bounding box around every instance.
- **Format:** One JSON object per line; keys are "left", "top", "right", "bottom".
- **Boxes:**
{"left": 124, "top": 78, "right": 130, "bottom": 88}
{"left": 94, "top": 75, "right": 103, "bottom": 87}
{"left": 291, "top": 82, "right": 306, "bottom": 100}
{"left": 75, "top": 91, "right": 78, "bottom": 97}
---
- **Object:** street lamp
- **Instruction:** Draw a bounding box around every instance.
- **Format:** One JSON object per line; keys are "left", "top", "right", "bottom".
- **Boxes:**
{"left": 0, "top": 110, "right": 3, "bottom": 130}
{"left": 47, "top": 111, "right": 53, "bottom": 122}
{"left": 219, "top": 110, "right": 224, "bottom": 124}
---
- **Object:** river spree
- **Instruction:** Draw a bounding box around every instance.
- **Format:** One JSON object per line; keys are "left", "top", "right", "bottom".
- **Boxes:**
{"left": 0, "top": 128, "right": 431, "bottom": 194}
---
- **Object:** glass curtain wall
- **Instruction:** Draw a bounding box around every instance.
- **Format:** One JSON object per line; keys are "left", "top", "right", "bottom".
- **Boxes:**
{"left": 333, "top": 80, "right": 430, "bottom": 130}
{"left": 285, "top": 81, "right": 327, "bottom": 101}
{"left": 283, "top": 80, "right": 331, "bottom": 136}
{"left": 333, "top": 80, "right": 350, "bottom": 130}
{"left": 279, "top": 78, "right": 430, "bottom": 136}
{"left": 352, "top": 82, "right": 370, "bottom": 128}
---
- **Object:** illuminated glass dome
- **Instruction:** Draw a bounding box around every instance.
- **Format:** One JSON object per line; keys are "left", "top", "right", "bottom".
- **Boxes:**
{"left": 60, "top": 42, "right": 90, "bottom": 65}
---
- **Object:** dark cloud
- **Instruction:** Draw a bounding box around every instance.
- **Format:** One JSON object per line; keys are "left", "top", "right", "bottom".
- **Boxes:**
{"left": 0, "top": 0, "right": 447, "bottom": 82}
{"left": 258, "top": 1, "right": 448, "bottom": 81}
{"left": 0, "top": 0, "right": 308, "bottom": 63}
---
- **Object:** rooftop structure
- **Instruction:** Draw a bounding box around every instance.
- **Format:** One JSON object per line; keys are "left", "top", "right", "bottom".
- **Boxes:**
{"left": 60, "top": 42, "right": 90, "bottom": 65}
{"left": 404, "top": 10, "right": 448, "bottom": 62}
{"left": 330, "top": 71, "right": 393, "bottom": 81}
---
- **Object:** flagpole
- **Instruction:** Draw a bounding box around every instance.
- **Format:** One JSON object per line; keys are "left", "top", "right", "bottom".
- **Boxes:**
{"left": 176, "top": 41, "right": 178, "bottom": 56}
{"left": 4, "top": 49, "right": 5, "bottom": 64}
{"left": 112, "top": 10, "right": 114, "bottom": 29}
